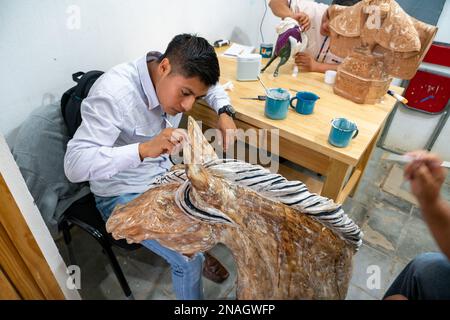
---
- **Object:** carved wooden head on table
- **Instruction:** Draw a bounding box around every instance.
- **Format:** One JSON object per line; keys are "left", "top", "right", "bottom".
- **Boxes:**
{"left": 106, "top": 117, "right": 362, "bottom": 299}
{"left": 328, "top": 0, "right": 438, "bottom": 104}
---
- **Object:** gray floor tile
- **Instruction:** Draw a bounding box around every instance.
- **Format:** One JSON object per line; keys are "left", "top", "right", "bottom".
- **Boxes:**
{"left": 142, "top": 268, "right": 175, "bottom": 300}
{"left": 345, "top": 284, "right": 377, "bottom": 300}
{"left": 367, "top": 184, "right": 413, "bottom": 214}
{"left": 350, "top": 245, "right": 406, "bottom": 299}
{"left": 360, "top": 158, "right": 393, "bottom": 188}
{"left": 361, "top": 206, "right": 410, "bottom": 254}
{"left": 342, "top": 197, "right": 370, "bottom": 227}
{"left": 396, "top": 216, "right": 440, "bottom": 262}
{"left": 376, "top": 192, "right": 410, "bottom": 217}
{"left": 351, "top": 178, "right": 371, "bottom": 201}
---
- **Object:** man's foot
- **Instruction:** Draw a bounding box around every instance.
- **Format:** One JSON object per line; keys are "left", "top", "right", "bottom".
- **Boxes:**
{"left": 202, "top": 252, "right": 229, "bottom": 283}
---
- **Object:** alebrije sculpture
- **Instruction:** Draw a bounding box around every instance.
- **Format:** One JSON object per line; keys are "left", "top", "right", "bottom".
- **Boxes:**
{"left": 261, "top": 17, "right": 308, "bottom": 77}
{"left": 328, "top": 0, "right": 438, "bottom": 104}
{"left": 106, "top": 117, "right": 362, "bottom": 299}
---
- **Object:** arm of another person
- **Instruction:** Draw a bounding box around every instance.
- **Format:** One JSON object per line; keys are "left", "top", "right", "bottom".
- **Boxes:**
{"left": 405, "top": 151, "right": 450, "bottom": 259}
{"left": 269, "top": 0, "right": 311, "bottom": 31}
{"left": 295, "top": 52, "right": 338, "bottom": 73}
{"left": 269, "top": 0, "right": 295, "bottom": 19}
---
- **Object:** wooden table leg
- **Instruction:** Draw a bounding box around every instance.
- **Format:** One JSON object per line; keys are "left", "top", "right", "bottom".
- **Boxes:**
{"left": 321, "top": 159, "right": 351, "bottom": 202}
{"left": 349, "top": 129, "right": 381, "bottom": 197}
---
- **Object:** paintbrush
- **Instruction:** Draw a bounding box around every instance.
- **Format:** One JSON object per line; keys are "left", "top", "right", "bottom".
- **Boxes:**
{"left": 382, "top": 153, "right": 450, "bottom": 168}
{"left": 164, "top": 116, "right": 173, "bottom": 128}
{"left": 387, "top": 90, "right": 408, "bottom": 104}
{"left": 163, "top": 114, "right": 192, "bottom": 147}
{"left": 257, "top": 76, "right": 270, "bottom": 96}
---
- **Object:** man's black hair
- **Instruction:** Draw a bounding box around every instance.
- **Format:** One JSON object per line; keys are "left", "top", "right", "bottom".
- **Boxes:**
{"left": 331, "top": 0, "right": 361, "bottom": 6}
{"left": 159, "top": 34, "right": 219, "bottom": 87}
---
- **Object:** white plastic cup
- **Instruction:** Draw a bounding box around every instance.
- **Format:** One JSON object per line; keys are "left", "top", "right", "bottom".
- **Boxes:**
{"left": 325, "top": 70, "right": 337, "bottom": 85}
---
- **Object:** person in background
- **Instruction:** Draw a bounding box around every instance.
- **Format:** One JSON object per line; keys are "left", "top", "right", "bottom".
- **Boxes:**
{"left": 384, "top": 151, "right": 450, "bottom": 300}
{"left": 268, "top": 0, "right": 361, "bottom": 73}
{"left": 64, "top": 34, "right": 237, "bottom": 299}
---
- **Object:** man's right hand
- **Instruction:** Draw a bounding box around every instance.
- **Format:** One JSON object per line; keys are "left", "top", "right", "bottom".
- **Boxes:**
{"left": 138, "top": 128, "right": 188, "bottom": 160}
{"left": 292, "top": 12, "right": 311, "bottom": 32}
{"left": 404, "top": 151, "right": 448, "bottom": 205}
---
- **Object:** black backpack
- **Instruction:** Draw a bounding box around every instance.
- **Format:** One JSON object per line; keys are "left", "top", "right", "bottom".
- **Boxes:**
{"left": 61, "top": 71, "right": 104, "bottom": 137}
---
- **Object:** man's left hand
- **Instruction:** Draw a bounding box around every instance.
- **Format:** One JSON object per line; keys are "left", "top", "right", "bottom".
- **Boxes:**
{"left": 217, "top": 113, "right": 237, "bottom": 151}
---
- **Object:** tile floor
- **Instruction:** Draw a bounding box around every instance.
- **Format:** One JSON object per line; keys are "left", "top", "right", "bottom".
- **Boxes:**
{"left": 55, "top": 147, "right": 450, "bottom": 300}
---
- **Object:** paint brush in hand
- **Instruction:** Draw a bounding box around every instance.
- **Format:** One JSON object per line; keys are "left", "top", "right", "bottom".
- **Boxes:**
{"left": 382, "top": 153, "right": 450, "bottom": 168}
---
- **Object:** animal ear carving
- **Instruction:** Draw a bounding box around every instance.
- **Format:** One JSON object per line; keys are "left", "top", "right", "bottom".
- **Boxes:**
{"left": 183, "top": 116, "right": 218, "bottom": 165}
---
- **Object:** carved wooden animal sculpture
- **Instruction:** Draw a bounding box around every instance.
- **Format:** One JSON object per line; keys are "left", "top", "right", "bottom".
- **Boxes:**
{"left": 106, "top": 117, "right": 362, "bottom": 299}
{"left": 328, "top": 0, "right": 437, "bottom": 104}
{"left": 261, "top": 18, "right": 308, "bottom": 77}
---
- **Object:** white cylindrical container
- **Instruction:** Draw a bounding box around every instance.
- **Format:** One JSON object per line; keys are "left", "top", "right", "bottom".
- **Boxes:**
{"left": 325, "top": 70, "right": 337, "bottom": 85}
{"left": 236, "top": 54, "right": 262, "bottom": 81}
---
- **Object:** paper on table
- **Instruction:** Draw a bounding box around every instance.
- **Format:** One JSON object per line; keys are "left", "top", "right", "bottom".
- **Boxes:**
{"left": 223, "top": 43, "right": 255, "bottom": 57}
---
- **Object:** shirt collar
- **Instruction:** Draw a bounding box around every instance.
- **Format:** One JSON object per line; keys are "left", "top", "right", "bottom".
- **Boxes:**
{"left": 136, "top": 52, "right": 161, "bottom": 110}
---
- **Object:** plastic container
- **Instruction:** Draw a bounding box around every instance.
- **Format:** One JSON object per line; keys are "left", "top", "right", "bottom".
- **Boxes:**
{"left": 259, "top": 43, "right": 274, "bottom": 58}
{"left": 325, "top": 70, "right": 337, "bottom": 85}
{"left": 237, "top": 54, "right": 262, "bottom": 81}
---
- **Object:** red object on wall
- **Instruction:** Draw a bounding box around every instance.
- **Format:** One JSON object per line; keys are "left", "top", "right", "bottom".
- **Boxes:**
{"left": 403, "top": 42, "right": 450, "bottom": 114}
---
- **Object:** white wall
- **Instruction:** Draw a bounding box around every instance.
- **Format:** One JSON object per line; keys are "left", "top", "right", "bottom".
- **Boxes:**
{"left": 0, "top": 0, "right": 281, "bottom": 146}
{"left": 436, "top": 0, "right": 450, "bottom": 43}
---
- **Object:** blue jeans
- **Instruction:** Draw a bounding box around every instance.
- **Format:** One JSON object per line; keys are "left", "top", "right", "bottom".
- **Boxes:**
{"left": 95, "top": 193, "right": 205, "bottom": 300}
{"left": 384, "top": 252, "right": 450, "bottom": 300}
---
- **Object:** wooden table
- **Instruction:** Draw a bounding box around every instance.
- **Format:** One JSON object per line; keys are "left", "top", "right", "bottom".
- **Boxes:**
{"left": 187, "top": 48, "right": 403, "bottom": 203}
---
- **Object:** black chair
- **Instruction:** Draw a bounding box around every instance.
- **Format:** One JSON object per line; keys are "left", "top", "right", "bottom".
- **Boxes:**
{"left": 58, "top": 193, "right": 141, "bottom": 299}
